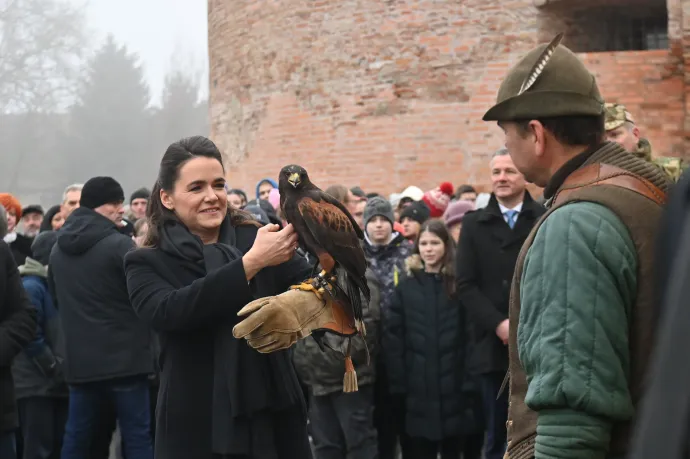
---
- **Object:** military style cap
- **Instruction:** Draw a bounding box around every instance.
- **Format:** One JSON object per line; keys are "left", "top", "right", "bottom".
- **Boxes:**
{"left": 604, "top": 103, "right": 636, "bottom": 131}
{"left": 483, "top": 35, "right": 604, "bottom": 121}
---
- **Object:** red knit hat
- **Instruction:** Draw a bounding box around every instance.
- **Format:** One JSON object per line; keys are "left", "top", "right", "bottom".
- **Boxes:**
{"left": 422, "top": 182, "right": 454, "bottom": 218}
{"left": 0, "top": 193, "right": 22, "bottom": 220}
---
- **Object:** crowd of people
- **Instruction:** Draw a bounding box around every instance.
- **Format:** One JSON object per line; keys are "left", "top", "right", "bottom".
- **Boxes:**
{"left": 0, "top": 37, "right": 686, "bottom": 459}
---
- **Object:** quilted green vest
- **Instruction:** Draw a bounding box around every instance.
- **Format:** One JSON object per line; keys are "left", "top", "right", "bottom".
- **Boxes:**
{"left": 505, "top": 145, "right": 668, "bottom": 459}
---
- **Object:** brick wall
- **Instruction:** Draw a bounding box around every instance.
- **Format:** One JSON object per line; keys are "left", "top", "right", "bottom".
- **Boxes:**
{"left": 208, "top": 0, "right": 689, "bottom": 197}
{"left": 583, "top": 50, "right": 685, "bottom": 156}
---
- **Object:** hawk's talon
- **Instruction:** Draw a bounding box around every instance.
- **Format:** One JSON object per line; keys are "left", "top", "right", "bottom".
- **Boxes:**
{"left": 290, "top": 282, "right": 324, "bottom": 301}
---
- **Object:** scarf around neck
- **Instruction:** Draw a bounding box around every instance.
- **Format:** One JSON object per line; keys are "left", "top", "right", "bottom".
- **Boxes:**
{"left": 158, "top": 216, "right": 300, "bottom": 456}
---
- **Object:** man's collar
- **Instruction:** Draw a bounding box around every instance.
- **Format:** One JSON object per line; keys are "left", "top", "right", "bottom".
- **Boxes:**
{"left": 498, "top": 201, "right": 523, "bottom": 214}
{"left": 543, "top": 143, "right": 604, "bottom": 200}
{"left": 480, "top": 191, "right": 536, "bottom": 221}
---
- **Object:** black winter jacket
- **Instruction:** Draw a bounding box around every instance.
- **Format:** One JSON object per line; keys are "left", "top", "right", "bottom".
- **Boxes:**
{"left": 49, "top": 207, "right": 152, "bottom": 384}
{"left": 124, "top": 220, "right": 313, "bottom": 459}
{"left": 384, "top": 255, "right": 480, "bottom": 441}
{"left": 0, "top": 241, "right": 36, "bottom": 431}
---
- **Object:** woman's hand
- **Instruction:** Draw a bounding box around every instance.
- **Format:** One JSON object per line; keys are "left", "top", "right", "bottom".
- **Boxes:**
{"left": 243, "top": 224, "right": 299, "bottom": 280}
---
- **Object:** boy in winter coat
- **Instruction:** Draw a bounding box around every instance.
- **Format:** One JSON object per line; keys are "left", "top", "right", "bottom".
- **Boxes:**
{"left": 12, "top": 231, "right": 68, "bottom": 459}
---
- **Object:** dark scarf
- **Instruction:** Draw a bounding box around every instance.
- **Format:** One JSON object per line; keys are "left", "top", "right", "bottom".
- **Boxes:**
{"left": 159, "top": 217, "right": 301, "bottom": 457}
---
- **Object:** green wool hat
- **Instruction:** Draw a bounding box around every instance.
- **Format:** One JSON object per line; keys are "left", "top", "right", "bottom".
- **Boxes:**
{"left": 483, "top": 35, "right": 604, "bottom": 122}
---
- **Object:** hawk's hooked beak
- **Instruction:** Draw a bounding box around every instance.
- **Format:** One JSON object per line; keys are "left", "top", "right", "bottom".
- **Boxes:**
{"left": 288, "top": 173, "right": 300, "bottom": 188}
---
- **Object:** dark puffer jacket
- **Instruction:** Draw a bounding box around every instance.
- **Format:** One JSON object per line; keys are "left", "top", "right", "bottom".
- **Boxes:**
{"left": 363, "top": 232, "right": 412, "bottom": 319}
{"left": 384, "top": 255, "right": 480, "bottom": 441}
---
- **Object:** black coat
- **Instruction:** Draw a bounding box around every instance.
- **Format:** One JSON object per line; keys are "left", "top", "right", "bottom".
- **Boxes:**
{"left": 124, "top": 222, "right": 314, "bottom": 459}
{"left": 49, "top": 207, "right": 152, "bottom": 383}
{"left": 456, "top": 192, "right": 545, "bottom": 374}
{"left": 8, "top": 233, "right": 33, "bottom": 266}
{"left": 657, "top": 172, "right": 690, "bottom": 309}
{"left": 384, "top": 257, "right": 480, "bottom": 441}
{"left": 0, "top": 241, "right": 37, "bottom": 431}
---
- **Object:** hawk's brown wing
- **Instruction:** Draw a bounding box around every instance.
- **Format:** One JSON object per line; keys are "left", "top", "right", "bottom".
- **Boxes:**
{"left": 297, "top": 196, "right": 367, "bottom": 278}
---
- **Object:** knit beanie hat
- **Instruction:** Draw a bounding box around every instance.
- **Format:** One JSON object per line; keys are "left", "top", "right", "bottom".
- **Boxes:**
{"left": 443, "top": 200, "right": 475, "bottom": 227}
{"left": 130, "top": 187, "right": 151, "bottom": 204}
{"left": 244, "top": 204, "right": 270, "bottom": 226}
{"left": 363, "top": 197, "right": 394, "bottom": 227}
{"left": 399, "top": 200, "right": 431, "bottom": 225}
{"left": 31, "top": 230, "right": 58, "bottom": 265}
{"left": 422, "top": 182, "right": 454, "bottom": 218}
{"left": 248, "top": 199, "right": 283, "bottom": 227}
{"left": 80, "top": 177, "right": 125, "bottom": 210}
{"left": 0, "top": 193, "right": 22, "bottom": 219}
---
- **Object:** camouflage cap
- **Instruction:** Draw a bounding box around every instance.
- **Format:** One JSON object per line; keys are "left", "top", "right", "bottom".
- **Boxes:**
{"left": 483, "top": 38, "right": 604, "bottom": 121}
{"left": 604, "top": 103, "right": 636, "bottom": 131}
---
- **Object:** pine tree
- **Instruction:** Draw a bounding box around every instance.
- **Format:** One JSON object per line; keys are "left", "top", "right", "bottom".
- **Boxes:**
{"left": 154, "top": 66, "right": 209, "bottom": 151}
{"left": 62, "top": 36, "right": 153, "bottom": 194}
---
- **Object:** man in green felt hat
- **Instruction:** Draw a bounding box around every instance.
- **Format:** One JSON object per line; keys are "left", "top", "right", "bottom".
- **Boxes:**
{"left": 604, "top": 102, "right": 687, "bottom": 182}
{"left": 483, "top": 35, "right": 671, "bottom": 459}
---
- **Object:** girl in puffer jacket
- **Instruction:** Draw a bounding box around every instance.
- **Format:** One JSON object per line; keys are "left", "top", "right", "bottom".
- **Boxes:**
{"left": 384, "top": 218, "right": 483, "bottom": 459}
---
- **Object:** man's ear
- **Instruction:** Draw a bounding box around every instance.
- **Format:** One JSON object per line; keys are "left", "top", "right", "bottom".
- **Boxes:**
{"left": 632, "top": 125, "right": 641, "bottom": 142}
{"left": 529, "top": 120, "right": 546, "bottom": 158}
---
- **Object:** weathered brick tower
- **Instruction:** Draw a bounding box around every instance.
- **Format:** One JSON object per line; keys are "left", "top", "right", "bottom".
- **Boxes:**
{"left": 208, "top": 0, "right": 686, "bottom": 196}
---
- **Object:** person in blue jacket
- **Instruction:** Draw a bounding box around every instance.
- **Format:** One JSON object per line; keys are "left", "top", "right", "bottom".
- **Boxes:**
{"left": 256, "top": 178, "right": 278, "bottom": 201}
{"left": 12, "top": 230, "right": 67, "bottom": 459}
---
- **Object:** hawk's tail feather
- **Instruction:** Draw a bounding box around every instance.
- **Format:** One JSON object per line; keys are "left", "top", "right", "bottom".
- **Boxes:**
{"left": 345, "top": 273, "right": 369, "bottom": 334}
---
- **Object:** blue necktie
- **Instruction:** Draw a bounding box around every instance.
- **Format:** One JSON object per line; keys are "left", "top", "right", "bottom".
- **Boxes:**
{"left": 505, "top": 210, "right": 518, "bottom": 229}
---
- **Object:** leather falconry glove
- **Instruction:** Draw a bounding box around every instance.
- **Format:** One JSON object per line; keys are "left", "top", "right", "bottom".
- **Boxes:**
{"left": 232, "top": 281, "right": 361, "bottom": 392}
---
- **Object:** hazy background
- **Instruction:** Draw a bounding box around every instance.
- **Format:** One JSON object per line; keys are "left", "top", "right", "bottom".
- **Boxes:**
{"left": 0, "top": 0, "right": 210, "bottom": 207}
{"left": 80, "top": 0, "right": 209, "bottom": 105}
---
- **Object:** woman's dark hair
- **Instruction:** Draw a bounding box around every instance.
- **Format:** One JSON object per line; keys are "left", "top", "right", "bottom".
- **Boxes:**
{"left": 144, "top": 136, "right": 257, "bottom": 247}
{"left": 515, "top": 114, "right": 605, "bottom": 149}
{"left": 413, "top": 218, "right": 456, "bottom": 298}
{"left": 325, "top": 184, "right": 351, "bottom": 205}
{"left": 454, "top": 184, "right": 476, "bottom": 199}
{"left": 39, "top": 205, "right": 62, "bottom": 233}
{"left": 228, "top": 188, "right": 248, "bottom": 204}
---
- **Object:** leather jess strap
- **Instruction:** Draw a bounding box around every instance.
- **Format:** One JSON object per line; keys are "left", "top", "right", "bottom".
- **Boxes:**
{"left": 553, "top": 163, "right": 667, "bottom": 207}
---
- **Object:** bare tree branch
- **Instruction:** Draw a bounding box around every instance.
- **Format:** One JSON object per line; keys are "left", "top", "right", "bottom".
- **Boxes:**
{"left": 0, "top": 0, "right": 87, "bottom": 113}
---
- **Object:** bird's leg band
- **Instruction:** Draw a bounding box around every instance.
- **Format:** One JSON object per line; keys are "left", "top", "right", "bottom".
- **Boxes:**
{"left": 312, "top": 271, "right": 336, "bottom": 296}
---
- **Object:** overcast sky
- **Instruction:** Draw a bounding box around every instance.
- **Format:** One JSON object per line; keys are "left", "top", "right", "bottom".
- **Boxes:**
{"left": 80, "top": 0, "right": 209, "bottom": 105}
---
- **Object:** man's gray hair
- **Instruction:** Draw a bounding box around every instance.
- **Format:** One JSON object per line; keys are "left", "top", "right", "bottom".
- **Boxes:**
{"left": 0, "top": 205, "right": 7, "bottom": 239}
{"left": 62, "top": 183, "right": 83, "bottom": 202}
{"left": 492, "top": 148, "right": 510, "bottom": 158}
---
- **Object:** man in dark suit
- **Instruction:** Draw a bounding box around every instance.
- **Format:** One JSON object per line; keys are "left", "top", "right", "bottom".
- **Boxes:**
{"left": 456, "top": 148, "right": 545, "bottom": 459}
{"left": 0, "top": 205, "right": 38, "bottom": 459}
